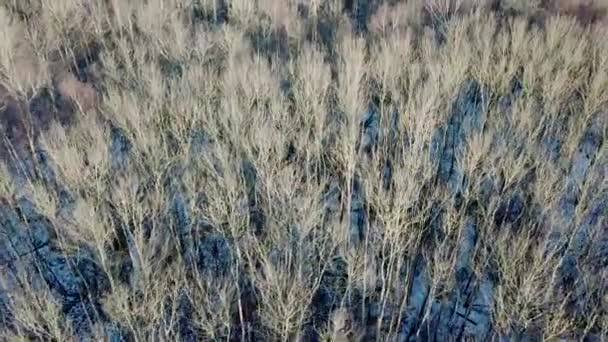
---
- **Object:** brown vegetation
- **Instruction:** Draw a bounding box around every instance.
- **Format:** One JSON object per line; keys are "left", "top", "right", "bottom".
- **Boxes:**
{"left": 0, "top": 0, "right": 607, "bottom": 341}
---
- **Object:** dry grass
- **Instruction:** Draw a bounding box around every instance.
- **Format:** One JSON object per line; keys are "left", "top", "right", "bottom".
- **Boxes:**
{"left": 0, "top": 0, "right": 607, "bottom": 341}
